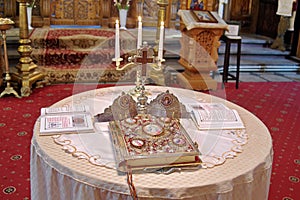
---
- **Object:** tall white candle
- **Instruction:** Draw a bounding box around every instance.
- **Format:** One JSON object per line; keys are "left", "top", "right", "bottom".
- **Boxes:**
{"left": 115, "top": 19, "right": 120, "bottom": 59}
{"left": 137, "top": 16, "right": 142, "bottom": 50}
{"left": 158, "top": 21, "right": 164, "bottom": 61}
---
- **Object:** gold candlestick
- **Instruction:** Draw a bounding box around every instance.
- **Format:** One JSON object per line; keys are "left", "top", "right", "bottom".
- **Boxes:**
{"left": 0, "top": 20, "right": 21, "bottom": 98}
{"left": 11, "top": 0, "right": 46, "bottom": 97}
{"left": 154, "top": 0, "right": 168, "bottom": 55}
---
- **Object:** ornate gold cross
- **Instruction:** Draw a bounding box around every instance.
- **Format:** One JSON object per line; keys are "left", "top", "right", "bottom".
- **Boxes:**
{"left": 116, "top": 42, "right": 156, "bottom": 73}
{"left": 135, "top": 43, "right": 155, "bottom": 76}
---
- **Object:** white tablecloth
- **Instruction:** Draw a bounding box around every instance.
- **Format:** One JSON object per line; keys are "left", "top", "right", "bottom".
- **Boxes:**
{"left": 30, "top": 86, "right": 273, "bottom": 200}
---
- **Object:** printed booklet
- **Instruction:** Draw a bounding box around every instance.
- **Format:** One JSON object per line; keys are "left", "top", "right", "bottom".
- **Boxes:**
{"left": 188, "top": 103, "right": 245, "bottom": 130}
{"left": 39, "top": 105, "right": 94, "bottom": 135}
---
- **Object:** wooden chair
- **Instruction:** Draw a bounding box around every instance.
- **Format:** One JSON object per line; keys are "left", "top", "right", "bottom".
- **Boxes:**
{"left": 221, "top": 24, "right": 242, "bottom": 89}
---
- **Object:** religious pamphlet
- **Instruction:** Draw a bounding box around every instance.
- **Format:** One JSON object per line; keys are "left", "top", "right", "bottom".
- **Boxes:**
{"left": 109, "top": 114, "right": 201, "bottom": 172}
{"left": 39, "top": 105, "right": 94, "bottom": 135}
{"left": 188, "top": 103, "right": 245, "bottom": 130}
{"left": 40, "top": 105, "right": 90, "bottom": 115}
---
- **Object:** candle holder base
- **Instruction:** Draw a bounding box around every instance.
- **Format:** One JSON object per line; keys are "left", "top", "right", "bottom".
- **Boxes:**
{"left": 129, "top": 86, "right": 142, "bottom": 96}
{"left": 113, "top": 57, "right": 123, "bottom": 68}
{"left": 0, "top": 81, "right": 21, "bottom": 98}
{"left": 129, "top": 85, "right": 152, "bottom": 97}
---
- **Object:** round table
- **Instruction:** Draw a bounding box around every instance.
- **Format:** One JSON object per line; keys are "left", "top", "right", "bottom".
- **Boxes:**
{"left": 30, "top": 85, "right": 273, "bottom": 200}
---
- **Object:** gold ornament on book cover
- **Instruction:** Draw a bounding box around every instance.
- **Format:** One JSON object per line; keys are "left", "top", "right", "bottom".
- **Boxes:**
{"left": 95, "top": 90, "right": 201, "bottom": 172}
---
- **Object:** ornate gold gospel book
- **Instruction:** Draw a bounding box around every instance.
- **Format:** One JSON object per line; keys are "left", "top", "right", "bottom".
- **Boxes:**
{"left": 109, "top": 114, "right": 201, "bottom": 172}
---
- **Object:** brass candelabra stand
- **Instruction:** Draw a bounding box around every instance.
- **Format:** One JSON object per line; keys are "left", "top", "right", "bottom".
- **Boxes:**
{"left": 111, "top": 0, "right": 168, "bottom": 112}
{"left": 11, "top": 0, "right": 46, "bottom": 97}
{"left": 155, "top": 0, "right": 168, "bottom": 52}
{"left": 115, "top": 42, "right": 164, "bottom": 113}
{"left": 0, "top": 21, "right": 21, "bottom": 98}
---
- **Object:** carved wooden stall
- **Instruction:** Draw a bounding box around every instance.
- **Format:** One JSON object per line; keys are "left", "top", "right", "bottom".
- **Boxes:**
{"left": 2, "top": 0, "right": 261, "bottom": 32}
{"left": 177, "top": 9, "right": 227, "bottom": 91}
{"left": 49, "top": 0, "right": 102, "bottom": 26}
{"left": 2, "top": 0, "right": 182, "bottom": 28}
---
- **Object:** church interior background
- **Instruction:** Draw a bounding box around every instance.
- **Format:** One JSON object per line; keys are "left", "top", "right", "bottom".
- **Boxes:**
{"left": 0, "top": 2, "right": 299, "bottom": 198}
{"left": 0, "top": 0, "right": 299, "bottom": 85}
{"left": 0, "top": 0, "right": 299, "bottom": 50}
{"left": 0, "top": 0, "right": 284, "bottom": 37}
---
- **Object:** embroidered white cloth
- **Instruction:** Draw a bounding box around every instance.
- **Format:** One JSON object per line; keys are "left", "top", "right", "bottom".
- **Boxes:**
{"left": 276, "top": 0, "right": 294, "bottom": 16}
{"left": 38, "top": 86, "right": 248, "bottom": 169}
{"left": 53, "top": 120, "right": 247, "bottom": 169}
{"left": 31, "top": 86, "right": 273, "bottom": 200}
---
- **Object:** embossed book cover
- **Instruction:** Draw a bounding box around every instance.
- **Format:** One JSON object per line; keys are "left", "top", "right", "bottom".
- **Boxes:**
{"left": 109, "top": 114, "right": 201, "bottom": 172}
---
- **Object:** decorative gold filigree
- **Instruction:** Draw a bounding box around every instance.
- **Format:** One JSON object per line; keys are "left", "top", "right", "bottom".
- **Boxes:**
{"left": 147, "top": 90, "right": 189, "bottom": 119}
{"left": 94, "top": 92, "right": 138, "bottom": 122}
{"left": 94, "top": 90, "right": 189, "bottom": 122}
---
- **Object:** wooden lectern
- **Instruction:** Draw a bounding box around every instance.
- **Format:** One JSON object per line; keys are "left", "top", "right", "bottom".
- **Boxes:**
{"left": 177, "top": 10, "right": 227, "bottom": 91}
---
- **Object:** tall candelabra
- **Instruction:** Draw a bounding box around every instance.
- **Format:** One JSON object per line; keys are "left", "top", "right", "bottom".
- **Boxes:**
{"left": 155, "top": 0, "right": 168, "bottom": 53}
{"left": 114, "top": 41, "right": 164, "bottom": 113}
{"left": 112, "top": 2, "right": 168, "bottom": 112}
{"left": 11, "top": 0, "right": 46, "bottom": 97}
{"left": 0, "top": 19, "right": 21, "bottom": 98}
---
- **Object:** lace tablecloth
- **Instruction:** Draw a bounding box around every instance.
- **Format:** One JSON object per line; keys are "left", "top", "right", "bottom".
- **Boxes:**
{"left": 31, "top": 86, "right": 273, "bottom": 200}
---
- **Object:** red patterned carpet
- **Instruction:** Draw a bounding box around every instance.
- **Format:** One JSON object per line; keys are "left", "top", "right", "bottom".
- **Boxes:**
{"left": 0, "top": 82, "right": 299, "bottom": 200}
{"left": 225, "top": 82, "right": 300, "bottom": 200}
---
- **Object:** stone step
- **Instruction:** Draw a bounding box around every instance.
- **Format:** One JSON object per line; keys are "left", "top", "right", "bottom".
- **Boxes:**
{"left": 218, "top": 42, "right": 290, "bottom": 56}
{"left": 217, "top": 64, "right": 300, "bottom": 73}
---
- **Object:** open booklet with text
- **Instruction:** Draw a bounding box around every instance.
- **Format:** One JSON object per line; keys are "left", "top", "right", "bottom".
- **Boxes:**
{"left": 188, "top": 103, "right": 245, "bottom": 130}
{"left": 39, "top": 105, "right": 94, "bottom": 135}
